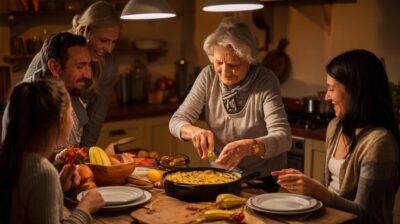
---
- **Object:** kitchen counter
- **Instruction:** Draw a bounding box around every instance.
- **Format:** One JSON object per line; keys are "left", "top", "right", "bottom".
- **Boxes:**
{"left": 105, "top": 102, "right": 180, "bottom": 122}
{"left": 105, "top": 103, "right": 326, "bottom": 141}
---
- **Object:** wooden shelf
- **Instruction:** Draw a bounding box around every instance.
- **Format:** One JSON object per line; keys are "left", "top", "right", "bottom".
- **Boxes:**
{"left": 3, "top": 54, "right": 34, "bottom": 61}
{"left": 3, "top": 54, "right": 35, "bottom": 72}
{"left": 114, "top": 48, "right": 167, "bottom": 63}
{"left": 8, "top": 10, "right": 78, "bottom": 16}
{"left": 7, "top": 10, "right": 76, "bottom": 27}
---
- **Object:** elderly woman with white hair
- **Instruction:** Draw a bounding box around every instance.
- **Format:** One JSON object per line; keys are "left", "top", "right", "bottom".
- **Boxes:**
{"left": 169, "top": 16, "right": 291, "bottom": 192}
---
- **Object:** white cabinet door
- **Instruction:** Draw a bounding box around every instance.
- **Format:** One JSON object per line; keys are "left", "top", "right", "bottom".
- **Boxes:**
{"left": 145, "top": 115, "right": 176, "bottom": 155}
{"left": 97, "top": 119, "right": 147, "bottom": 151}
{"left": 304, "top": 139, "right": 326, "bottom": 183}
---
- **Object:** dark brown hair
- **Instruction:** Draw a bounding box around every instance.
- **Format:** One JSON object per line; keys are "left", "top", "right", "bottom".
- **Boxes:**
{"left": 327, "top": 49, "right": 400, "bottom": 188}
{"left": 41, "top": 32, "right": 87, "bottom": 77}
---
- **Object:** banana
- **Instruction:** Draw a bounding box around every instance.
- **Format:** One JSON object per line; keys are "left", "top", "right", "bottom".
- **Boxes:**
{"left": 94, "top": 148, "right": 102, "bottom": 164}
{"left": 216, "top": 193, "right": 246, "bottom": 209}
{"left": 89, "top": 147, "right": 97, "bottom": 164}
{"left": 195, "top": 209, "right": 245, "bottom": 223}
{"left": 202, "top": 209, "right": 236, "bottom": 221}
{"left": 89, "top": 146, "right": 111, "bottom": 166}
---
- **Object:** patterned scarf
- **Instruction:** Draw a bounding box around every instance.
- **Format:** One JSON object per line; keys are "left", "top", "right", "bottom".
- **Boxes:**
{"left": 221, "top": 65, "right": 257, "bottom": 114}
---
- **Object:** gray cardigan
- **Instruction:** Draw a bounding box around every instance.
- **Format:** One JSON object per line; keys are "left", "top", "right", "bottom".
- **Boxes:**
{"left": 325, "top": 118, "right": 399, "bottom": 224}
{"left": 169, "top": 64, "right": 292, "bottom": 177}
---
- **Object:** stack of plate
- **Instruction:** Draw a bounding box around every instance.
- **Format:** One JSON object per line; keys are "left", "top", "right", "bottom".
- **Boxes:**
{"left": 247, "top": 193, "right": 322, "bottom": 215}
{"left": 77, "top": 186, "right": 152, "bottom": 211}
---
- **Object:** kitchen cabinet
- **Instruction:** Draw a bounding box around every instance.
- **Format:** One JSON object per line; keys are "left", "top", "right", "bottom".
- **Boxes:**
{"left": 145, "top": 116, "right": 177, "bottom": 155}
{"left": 97, "top": 118, "right": 148, "bottom": 151}
{"left": 304, "top": 138, "right": 326, "bottom": 183}
{"left": 97, "top": 116, "right": 175, "bottom": 153}
{"left": 97, "top": 115, "right": 210, "bottom": 167}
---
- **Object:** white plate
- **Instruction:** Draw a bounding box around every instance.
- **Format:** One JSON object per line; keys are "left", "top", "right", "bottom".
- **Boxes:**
{"left": 77, "top": 186, "right": 143, "bottom": 205}
{"left": 247, "top": 195, "right": 323, "bottom": 215}
{"left": 251, "top": 193, "right": 317, "bottom": 212}
{"left": 100, "top": 190, "right": 152, "bottom": 211}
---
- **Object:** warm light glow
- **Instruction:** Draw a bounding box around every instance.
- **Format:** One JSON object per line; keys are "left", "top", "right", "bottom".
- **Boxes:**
{"left": 120, "top": 0, "right": 176, "bottom": 20}
{"left": 120, "top": 13, "right": 176, "bottom": 20}
{"left": 203, "top": 3, "right": 264, "bottom": 12}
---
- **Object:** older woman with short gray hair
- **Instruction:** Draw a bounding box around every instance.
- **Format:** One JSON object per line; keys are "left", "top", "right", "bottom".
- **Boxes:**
{"left": 169, "top": 16, "right": 291, "bottom": 192}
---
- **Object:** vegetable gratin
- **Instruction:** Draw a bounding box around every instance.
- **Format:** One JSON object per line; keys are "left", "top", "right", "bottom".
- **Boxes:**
{"left": 165, "top": 169, "right": 239, "bottom": 184}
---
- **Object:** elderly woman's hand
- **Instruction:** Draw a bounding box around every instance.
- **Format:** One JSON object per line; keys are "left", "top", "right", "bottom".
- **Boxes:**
{"left": 191, "top": 128, "right": 215, "bottom": 159}
{"left": 215, "top": 139, "right": 253, "bottom": 170}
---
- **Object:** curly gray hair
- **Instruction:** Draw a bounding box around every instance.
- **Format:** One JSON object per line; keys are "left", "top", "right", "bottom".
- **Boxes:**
{"left": 203, "top": 16, "right": 259, "bottom": 64}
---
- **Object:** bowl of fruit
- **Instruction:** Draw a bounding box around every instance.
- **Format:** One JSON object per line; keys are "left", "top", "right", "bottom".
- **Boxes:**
{"left": 86, "top": 146, "right": 136, "bottom": 186}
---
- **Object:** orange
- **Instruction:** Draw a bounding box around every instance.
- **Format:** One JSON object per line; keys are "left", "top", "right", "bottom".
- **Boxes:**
{"left": 147, "top": 169, "right": 164, "bottom": 183}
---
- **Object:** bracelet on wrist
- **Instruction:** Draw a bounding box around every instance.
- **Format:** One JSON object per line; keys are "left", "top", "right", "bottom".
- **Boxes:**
{"left": 251, "top": 139, "right": 265, "bottom": 159}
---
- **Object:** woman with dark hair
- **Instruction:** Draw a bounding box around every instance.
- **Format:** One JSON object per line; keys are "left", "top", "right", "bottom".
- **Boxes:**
{"left": 0, "top": 80, "right": 104, "bottom": 224}
{"left": 272, "top": 49, "right": 399, "bottom": 223}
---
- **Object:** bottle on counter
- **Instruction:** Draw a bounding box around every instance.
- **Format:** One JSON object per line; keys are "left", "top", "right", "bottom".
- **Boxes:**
{"left": 131, "top": 59, "right": 149, "bottom": 103}
{"left": 115, "top": 72, "right": 134, "bottom": 105}
{"left": 175, "top": 59, "right": 189, "bottom": 102}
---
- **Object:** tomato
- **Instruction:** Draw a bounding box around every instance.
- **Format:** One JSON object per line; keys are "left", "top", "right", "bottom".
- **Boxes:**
{"left": 134, "top": 158, "right": 156, "bottom": 167}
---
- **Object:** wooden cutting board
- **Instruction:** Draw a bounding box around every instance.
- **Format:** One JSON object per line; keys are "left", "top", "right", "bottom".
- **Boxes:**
{"left": 130, "top": 190, "right": 356, "bottom": 224}
{"left": 130, "top": 192, "right": 268, "bottom": 224}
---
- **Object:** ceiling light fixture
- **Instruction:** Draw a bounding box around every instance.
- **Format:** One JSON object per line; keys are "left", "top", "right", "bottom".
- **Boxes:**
{"left": 120, "top": 0, "right": 176, "bottom": 20}
{"left": 203, "top": 0, "right": 264, "bottom": 12}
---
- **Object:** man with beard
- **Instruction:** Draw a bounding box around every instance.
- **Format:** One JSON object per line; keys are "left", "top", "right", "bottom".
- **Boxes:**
{"left": 2, "top": 32, "right": 92, "bottom": 148}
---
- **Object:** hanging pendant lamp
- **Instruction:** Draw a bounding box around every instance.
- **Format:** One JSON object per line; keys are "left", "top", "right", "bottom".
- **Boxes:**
{"left": 121, "top": 0, "right": 176, "bottom": 20}
{"left": 203, "top": 0, "right": 264, "bottom": 12}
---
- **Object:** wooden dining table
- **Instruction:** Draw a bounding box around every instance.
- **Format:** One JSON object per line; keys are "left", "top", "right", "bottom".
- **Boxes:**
{"left": 90, "top": 187, "right": 357, "bottom": 224}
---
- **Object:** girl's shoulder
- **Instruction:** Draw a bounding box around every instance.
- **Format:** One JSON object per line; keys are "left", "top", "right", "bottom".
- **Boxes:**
{"left": 22, "top": 153, "right": 59, "bottom": 182}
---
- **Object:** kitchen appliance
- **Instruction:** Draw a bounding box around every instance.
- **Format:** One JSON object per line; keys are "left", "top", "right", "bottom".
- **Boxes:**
{"left": 115, "top": 72, "right": 134, "bottom": 104}
{"left": 290, "top": 113, "right": 333, "bottom": 130}
{"left": 163, "top": 167, "right": 259, "bottom": 201}
{"left": 131, "top": 60, "right": 149, "bottom": 103}
{"left": 300, "top": 91, "right": 332, "bottom": 115}
{"left": 287, "top": 108, "right": 334, "bottom": 130}
{"left": 175, "top": 59, "right": 190, "bottom": 102}
{"left": 115, "top": 60, "right": 149, "bottom": 104}
{"left": 287, "top": 136, "right": 305, "bottom": 172}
